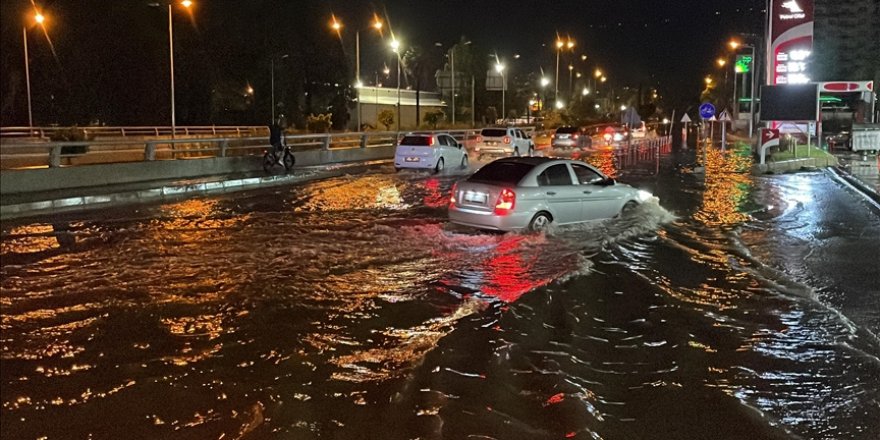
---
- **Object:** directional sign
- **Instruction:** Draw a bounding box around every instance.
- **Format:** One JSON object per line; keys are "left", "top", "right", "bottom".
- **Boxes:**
{"left": 699, "top": 102, "right": 716, "bottom": 120}
{"left": 681, "top": 113, "right": 692, "bottom": 123}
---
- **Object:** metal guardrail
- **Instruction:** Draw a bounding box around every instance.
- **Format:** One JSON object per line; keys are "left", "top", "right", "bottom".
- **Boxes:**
{"left": 0, "top": 126, "right": 269, "bottom": 141}
{"left": 0, "top": 128, "right": 531, "bottom": 170}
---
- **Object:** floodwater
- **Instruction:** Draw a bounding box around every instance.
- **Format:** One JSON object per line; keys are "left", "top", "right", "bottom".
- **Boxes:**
{"left": 2, "top": 146, "right": 879, "bottom": 439}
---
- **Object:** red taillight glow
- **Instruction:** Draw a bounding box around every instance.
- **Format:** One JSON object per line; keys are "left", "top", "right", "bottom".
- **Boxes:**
{"left": 476, "top": 135, "right": 483, "bottom": 143}
{"left": 573, "top": 134, "right": 579, "bottom": 140}
{"left": 494, "top": 188, "right": 516, "bottom": 215}
{"left": 429, "top": 136, "right": 435, "bottom": 146}
{"left": 503, "top": 136, "right": 511, "bottom": 144}
{"left": 551, "top": 134, "right": 556, "bottom": 139}
{"left": 449, "top": 183, "right": 458, "bottom": 205}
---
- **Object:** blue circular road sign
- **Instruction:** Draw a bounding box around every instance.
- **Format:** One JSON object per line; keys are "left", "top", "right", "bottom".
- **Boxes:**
{"left": 699, "top": 102, "right": 716, "bottom": 120}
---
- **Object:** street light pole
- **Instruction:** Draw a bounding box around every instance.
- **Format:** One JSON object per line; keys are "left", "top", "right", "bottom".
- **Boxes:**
{"left": 22, "top": 26, "right": 33, "bottom": 127}
{"left": 355, "top": 31, "right": 362, "bottom": 130}
{"left": 168, "top": 4, "right": 176, "bottom": 137}
{"left": 451, "top": 48, "right": 455, "bottom": 125}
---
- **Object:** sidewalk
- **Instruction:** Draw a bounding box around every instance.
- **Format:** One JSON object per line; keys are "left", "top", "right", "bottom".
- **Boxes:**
{"left": 829, "top": 151, "right": 880, "bottom": 205}
{"left": 1, "top": 160, "right": 388, "bottom": 221}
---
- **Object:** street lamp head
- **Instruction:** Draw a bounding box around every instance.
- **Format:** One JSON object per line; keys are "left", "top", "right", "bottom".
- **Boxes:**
{"left": 34, "top": 12, "right": 46, "bottom": 24}
{"left": 717, "top": 58, "right": 727, "bottom": 67}
{"left": 620, "top": 105, "right": 627, "bottom": 111}
{"left": 556, "top": 40, "right": 564, "bottom": 49}
{"left": 246, "top": 85, "right": 254, "bottom": 95}
{"left": 566, "top": 40, "right": 575, "bottom": 49}
{"left": 568, "top": 64, "right": 573, "bottom": 71}
{"left": 180, "top": 0, "right": 193, "bottom": 8}
{"left": 582, "top": 87, "right": 590, "bottom": 96}
{"left": 600, "top": 76, "right": 607, "bottom": 83}
{"left": 663, "top": 118, "right": 670, "bottom": 124}
{"left": 330, "top": 18, "right": 342, "bottom": 31}
{"left": 541, "top": 77, "right": 550, "bottom": 87}
{"left": 581, "top": 54, "right": 587, "bottom": 61}
{"left": 555, "top": 100, "right": 565, "bottom": 109}
{"left": 495, "top": 63, "right": 505, "bottom": 73}
{"left": 390, "top": 39, "right": 400, "bottom": 53}
{"left": 594, "top": 69, "right": 602, "bottom": 78}
{"left": 729, "top": 40, "right": 741, "bottom": 50}
{"left": 705, "top": 76, "right": 713, "bottom": 84}
{"left": 372, "top": 19, "right": 383, "bottom": 31}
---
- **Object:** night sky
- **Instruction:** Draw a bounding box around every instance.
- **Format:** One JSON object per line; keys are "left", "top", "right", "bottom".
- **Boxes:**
{"left": 0, "top": 0, "right": 766, "bottom": 126}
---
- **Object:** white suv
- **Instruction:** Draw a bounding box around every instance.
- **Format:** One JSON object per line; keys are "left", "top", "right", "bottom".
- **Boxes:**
{"left": 474, "top": 127, "right": 535, "bottom": 159}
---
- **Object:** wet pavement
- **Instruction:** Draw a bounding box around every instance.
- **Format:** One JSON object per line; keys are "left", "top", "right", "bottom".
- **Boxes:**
{"left": 2, "top": 146, "right": 879, "bottom": 439}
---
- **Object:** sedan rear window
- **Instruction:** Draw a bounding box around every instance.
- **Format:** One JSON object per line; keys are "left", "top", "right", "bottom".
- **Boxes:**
{"left": 400, "top": 135, "right": 433, "bottom": 146}
{"left": 555, "top": 126, "right": 579, "bottom": 134}
{"left": 480, "top": 128, "right": 508, "bottom": 137}
{"left": 469, "top": 162, "right": 534, "bottom": 185}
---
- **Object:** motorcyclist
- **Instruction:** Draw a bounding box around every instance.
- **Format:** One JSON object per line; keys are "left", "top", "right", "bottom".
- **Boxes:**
{"left": 268, "top": 122, "right": 285, "bottom": 162}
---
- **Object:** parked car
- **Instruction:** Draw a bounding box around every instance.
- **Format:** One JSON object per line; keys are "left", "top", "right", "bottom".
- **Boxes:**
{"left": 473, "top": 127, "right": 535, "bottom": 158}
{"left": 448, "top": 157, "right": 653, "bottom": 231}
{"left": 551, "top": 126, "right": 593, "bottom": 150}
{"left": 394, "top": 133, "right": 468, "bottom": 173}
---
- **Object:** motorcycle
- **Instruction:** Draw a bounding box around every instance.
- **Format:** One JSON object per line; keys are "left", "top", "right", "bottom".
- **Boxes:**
{"left": 263, "top": 144, "right": 295, "bottom": 172}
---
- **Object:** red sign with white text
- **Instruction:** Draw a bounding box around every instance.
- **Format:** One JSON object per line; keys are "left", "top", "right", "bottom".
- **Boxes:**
{"left": 768, "top": 0, "right": 814, "bottom": 85}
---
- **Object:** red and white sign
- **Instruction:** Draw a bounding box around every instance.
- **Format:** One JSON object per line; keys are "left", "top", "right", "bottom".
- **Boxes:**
{"left": 768, "top": 0, "right": 814, "bottom": 85}
{"left": 818, "top": 81, "right": 874, "bottom": 93}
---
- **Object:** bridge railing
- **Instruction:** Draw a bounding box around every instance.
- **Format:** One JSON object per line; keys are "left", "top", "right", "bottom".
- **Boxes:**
{"left": 0, "top": 126, "right": 269, "bottom": 141}
{"left": 0, "top": 128, "right": 533, "bottom": 170}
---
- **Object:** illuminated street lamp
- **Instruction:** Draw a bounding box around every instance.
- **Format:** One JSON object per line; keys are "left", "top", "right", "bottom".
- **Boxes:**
{"left": 582, "top": 87, "right": 590, "bottom": 96}
{"left": 495, "top": 62, "right": 506, "bottom": 120}
{"left": 330, "top": 15, "right": 383, "bottom": 131}
{"left": 705, "top": 76, "right": 713, "bottom": 85}
{"left": 23, "top": 9, "right": 48, "bottom": 127}
{"left": 717, "top": 58, "right": 727, "bottom": 67}
{"left": 166, "top": 0, "right": 193, "bottom": 137}
{"left": 391, "top": 38, "right": 402, "bottom": 130}
{"left": 554, "top": 37, "right": 574, "bottom": 101}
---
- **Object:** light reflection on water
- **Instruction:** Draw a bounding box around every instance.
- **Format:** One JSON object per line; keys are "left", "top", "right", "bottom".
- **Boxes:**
{"left": 1, "top": 164, "right": 878, "bottom": 439}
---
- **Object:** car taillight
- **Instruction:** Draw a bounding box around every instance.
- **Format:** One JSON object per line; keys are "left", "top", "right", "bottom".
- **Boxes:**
{"left": 494, "top": 188, "right": 516, "bottom": 215}
{"left": 429, "top": 136, "right": 435, "bottom": 146}
{"left": 503, "top": 136, "right": 511, "bottom": 144}
{"left": 449, "top": 183, "right": 458, "bottom": 205}
{"left": 476, "top": 135, "right": 483, "bottom": 143}
{"left": 551, "top": 134, "right": 556, "bottom": 139}
{"left": 573, "top": 134, "right": 579, "bottom": 140}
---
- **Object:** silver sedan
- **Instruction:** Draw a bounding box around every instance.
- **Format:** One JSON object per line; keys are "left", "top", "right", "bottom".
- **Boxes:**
{"left": 448, "top": 157, "right": 653, "bottom": 231}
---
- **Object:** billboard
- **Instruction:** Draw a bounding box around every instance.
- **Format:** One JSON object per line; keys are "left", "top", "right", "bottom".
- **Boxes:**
{"left": 760, "top": 84, "right": 819, "bottom": 121}
{"left": 767, "top": 0, "right": 814, "bottom": 85}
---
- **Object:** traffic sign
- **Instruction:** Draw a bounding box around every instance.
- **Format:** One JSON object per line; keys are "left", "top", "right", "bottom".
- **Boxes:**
{"left": 681, "top": 113, "right": 692, "bottom": 123}
{"left": 699, "top": 103, "right": 716, "bottom": 119}
{"left": 719, "top": 110, "right": 732, "bottom": 122}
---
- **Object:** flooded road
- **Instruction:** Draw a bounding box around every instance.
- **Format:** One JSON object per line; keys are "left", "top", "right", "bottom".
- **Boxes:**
{"left": 2, "top": 148, "right": 879, "bottom": 439}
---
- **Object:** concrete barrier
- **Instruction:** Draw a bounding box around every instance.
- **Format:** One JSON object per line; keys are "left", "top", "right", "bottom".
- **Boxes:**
{"left": 1, "top": 146, "right": 394, "bottom": 196}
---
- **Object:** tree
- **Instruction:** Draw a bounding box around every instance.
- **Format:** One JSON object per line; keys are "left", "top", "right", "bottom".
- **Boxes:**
{"left": 424, "top": 110, "right": 445, "bottom": 128}
{"left": 378, "top": 109, "right": 395, "bottom": 131}
{"left": 306, "top": 113, "right": 332, "bottom": 133}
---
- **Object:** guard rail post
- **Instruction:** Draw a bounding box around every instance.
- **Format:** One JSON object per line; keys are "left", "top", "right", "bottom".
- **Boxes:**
{"left": 145, "top": 142, "right": 157, "bottom": 161}
{"left": 49, "top": 145, "right": 62, "bottom": 168}
{"left": 360, "top": 133, "right": 368, "bottom": 148}
{"left": 219, "top": 140, "right": 229, "bottom": 157}
{"left": 322, "top": 135, "right": 331, "bottom": 151}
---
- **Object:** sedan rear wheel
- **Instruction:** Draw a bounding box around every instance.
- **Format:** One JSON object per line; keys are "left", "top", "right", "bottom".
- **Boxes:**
{"left": 460, "top": 154, "right": 468, "bottom": 169}
{"left": 434, "top": 157, "right": 445, "bottom": 174}
{"left": 513, "top": 147, "right": 520, "bottom": 157}
{"left": 529, "top": 212, "right": 552, "bottom": 231}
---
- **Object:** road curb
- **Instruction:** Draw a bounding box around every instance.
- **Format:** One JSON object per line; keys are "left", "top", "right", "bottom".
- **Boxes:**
{"left": 827, "top": 166, "right": 880, "bottom": 209}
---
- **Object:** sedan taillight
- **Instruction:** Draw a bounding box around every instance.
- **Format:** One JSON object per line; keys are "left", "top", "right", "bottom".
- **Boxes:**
{"left": 494, "top": 188, "right": 516, "bottom": 215}
{"left": 503, "top": 136, "right": 511, "bottom": 144}
{"left": 449, "top": 183, "right": 458, "bottom": 205}
{"left": 476, "top": 135, "right": 483, "bottom": 143}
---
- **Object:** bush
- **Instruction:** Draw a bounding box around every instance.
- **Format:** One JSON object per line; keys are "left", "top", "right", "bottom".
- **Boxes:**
{"left": 306, "top": 113, "right": 333, "bottom": 133}
{"left": 423, "top": 110, "right": 445, "bottom": 129}
{"left": 378, "top": 109, "right": 395, "bottom": 131}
